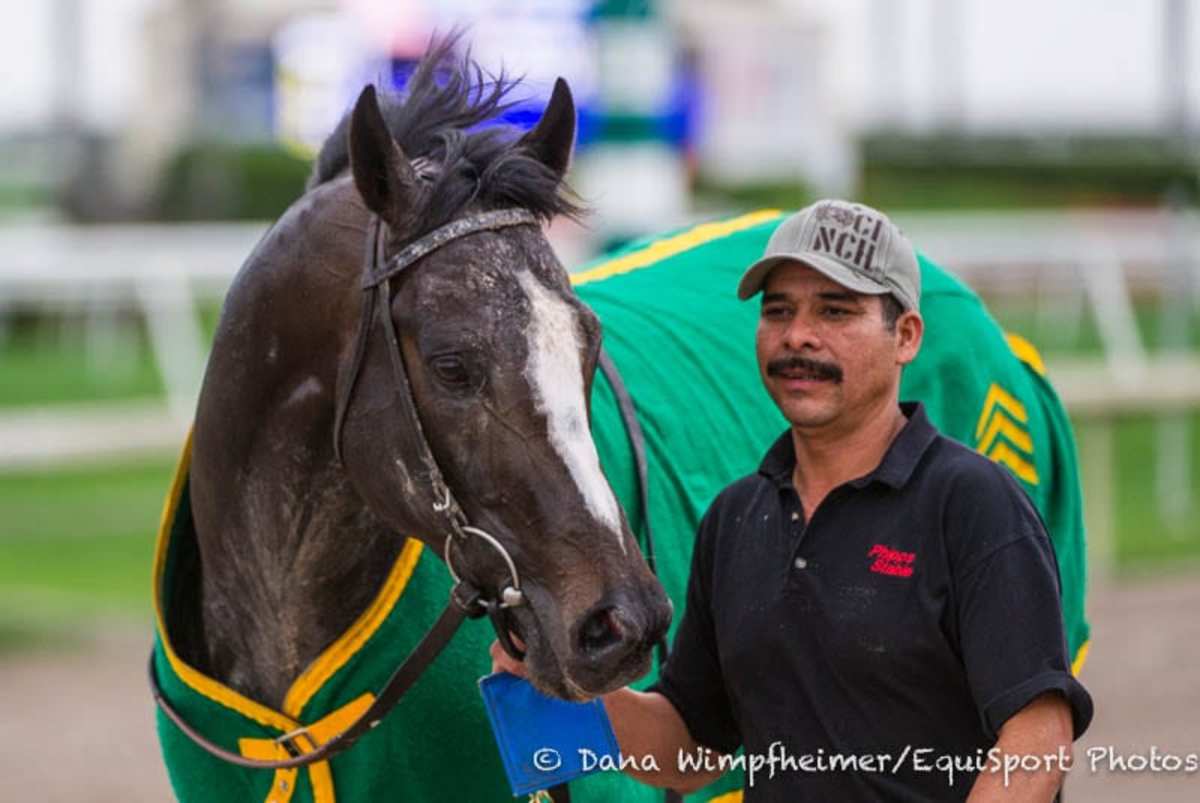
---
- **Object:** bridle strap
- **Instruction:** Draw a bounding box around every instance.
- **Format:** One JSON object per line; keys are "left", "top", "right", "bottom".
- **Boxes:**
{"left": 363, "top": 208, "right": 541, "bottom": 288}
{"left": 331, "top": 215, "right": 387, "bottom": 467}
{"left": 597, "top": 349, "right": 669, "bottom": 667}
{"left": 149, "top": 597, "right": 472, "bottom": 770}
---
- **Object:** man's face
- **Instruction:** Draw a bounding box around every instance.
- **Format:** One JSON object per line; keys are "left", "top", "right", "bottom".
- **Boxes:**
{"left": 755, "top": 261, "right": 922, "bottom": 432}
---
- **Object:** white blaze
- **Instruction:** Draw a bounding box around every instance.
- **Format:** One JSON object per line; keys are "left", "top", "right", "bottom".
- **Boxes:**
{"left": 517, "top": 271, "right": 625, "bottom": 548}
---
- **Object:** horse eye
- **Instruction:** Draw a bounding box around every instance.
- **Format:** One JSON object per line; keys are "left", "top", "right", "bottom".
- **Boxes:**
{"left": 430, "top": 354, "right": 471, "bottom": 387}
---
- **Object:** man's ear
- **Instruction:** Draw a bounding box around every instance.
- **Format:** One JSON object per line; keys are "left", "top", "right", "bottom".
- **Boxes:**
{"left": 348, "top": 84, "right": 419, "bottom": 226}
{"left": 896, "top": 310, "right": 924, "bottom": 366}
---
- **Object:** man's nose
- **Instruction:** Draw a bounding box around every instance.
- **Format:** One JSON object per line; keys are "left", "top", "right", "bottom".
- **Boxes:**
{"left": 782, "top": 313, "right": 822, "bottom": 351}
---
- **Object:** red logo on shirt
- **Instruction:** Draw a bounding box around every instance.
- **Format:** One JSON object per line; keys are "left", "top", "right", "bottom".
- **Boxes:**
{"left": 867, "top": 544, "right": 915, "bottom": 578}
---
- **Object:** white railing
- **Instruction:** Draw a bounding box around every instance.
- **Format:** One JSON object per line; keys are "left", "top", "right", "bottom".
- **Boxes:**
{"left": 895, "top": 209, "right": 1200, "bottom": 379}
{"left": 1, "top": 213, "right": 1198, "bottom": 538}
{"left": 0, "top": 222, "right": 268, "bottom": 423}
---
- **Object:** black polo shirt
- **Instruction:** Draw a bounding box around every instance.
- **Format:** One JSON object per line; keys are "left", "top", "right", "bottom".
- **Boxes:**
{"left": 653, "top": 402, "right": 1092, "bottom": 802}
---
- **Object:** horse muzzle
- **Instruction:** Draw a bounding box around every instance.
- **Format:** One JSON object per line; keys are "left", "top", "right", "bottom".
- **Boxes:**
{"left": 564, "top": 584, "right": 673, "bottom": 696}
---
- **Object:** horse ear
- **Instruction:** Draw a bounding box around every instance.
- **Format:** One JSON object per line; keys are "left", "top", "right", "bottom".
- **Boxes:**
{"left": 519, "top": 77, "right": 576, "bottom": 179}
{"left": 348, "top": 85, "right": 418, "bottom": 224}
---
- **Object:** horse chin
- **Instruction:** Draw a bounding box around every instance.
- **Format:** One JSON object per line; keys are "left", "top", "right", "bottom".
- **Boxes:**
{"left": 571, "top": 651, "right": 655, "bottom": 699}
{"left": 525, "top": 645, "right": 655, "bottom": 703}
{"left": 526, "top": 665, "right": 591, "bottom": 703}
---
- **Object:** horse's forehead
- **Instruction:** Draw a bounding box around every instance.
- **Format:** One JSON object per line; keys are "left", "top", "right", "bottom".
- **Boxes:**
{"left": 414, "top": 230, "right": 571, "bottom": 314}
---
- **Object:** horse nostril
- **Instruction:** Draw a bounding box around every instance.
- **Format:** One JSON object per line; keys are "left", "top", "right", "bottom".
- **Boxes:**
{"left": 578, "top": 607, "right": 626, "bottom": 657}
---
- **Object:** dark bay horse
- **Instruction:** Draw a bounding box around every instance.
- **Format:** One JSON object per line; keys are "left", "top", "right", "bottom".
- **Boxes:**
{"left": 175, "top": 43, "right": 670, "bottom": 712}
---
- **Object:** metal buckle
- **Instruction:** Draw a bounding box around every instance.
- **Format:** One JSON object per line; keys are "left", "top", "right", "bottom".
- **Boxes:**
{"left": 273, "top": 725, "right": 314, "bottom": 758}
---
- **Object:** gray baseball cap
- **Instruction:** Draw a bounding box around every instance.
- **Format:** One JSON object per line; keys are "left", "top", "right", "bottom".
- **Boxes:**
{"left": 737, "top": 199, "right": 920, "bottom": 311}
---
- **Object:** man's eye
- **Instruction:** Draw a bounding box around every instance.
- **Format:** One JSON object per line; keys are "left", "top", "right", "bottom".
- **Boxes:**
{"left": 823, "top": 306, "right": 851, "bottom": 318}
{"left": 430, "top": 355, "right": 471, "bottom": 387}
{"left": 762, "top": 306, "right": 790, "bottom": 319}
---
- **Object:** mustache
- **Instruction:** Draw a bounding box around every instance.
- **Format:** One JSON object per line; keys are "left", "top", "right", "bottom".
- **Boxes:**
{"left": 766, "top": 355, "right": 844, "bottom": 383}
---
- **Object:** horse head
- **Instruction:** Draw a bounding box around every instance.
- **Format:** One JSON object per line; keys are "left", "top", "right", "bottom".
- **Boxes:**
{"left": 338, "top": 79, "right": 672, "bottom": 699}
{"left": 190, "top": 42, "right": 670, "bottom": 705}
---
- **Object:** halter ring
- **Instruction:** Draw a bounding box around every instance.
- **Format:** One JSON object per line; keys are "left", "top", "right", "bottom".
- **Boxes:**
{"left": 444, "top": 525, "right": 525, "bottom": 608}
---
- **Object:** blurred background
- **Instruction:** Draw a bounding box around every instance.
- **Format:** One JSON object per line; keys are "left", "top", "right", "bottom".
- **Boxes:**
{"left": 1, "top": 0, "right": 1198, "bottom": 800}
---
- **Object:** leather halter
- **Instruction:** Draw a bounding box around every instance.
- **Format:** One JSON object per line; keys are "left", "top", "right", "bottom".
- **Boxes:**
{"left": 150, "top": 208, "right": 543, "bottom": 771}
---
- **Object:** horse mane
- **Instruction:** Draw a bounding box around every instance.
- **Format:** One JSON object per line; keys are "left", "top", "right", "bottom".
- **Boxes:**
{"left": 309, "top": 34, "right": 581, "bottom": 229}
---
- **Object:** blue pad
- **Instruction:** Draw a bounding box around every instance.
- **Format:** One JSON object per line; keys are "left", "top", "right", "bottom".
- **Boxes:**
{"left": 479, "top": 672, "right": 621, "bottom": 797}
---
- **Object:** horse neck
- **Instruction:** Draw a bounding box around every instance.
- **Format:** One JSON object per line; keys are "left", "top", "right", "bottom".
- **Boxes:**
{"left": 189, "top": 400, "right": 408, "bottom": 708}
{"left": 187, "top": 190, "right": 413, "bottom": 708}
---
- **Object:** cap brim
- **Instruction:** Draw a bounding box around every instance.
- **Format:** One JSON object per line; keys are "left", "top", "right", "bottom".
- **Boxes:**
{"left": 737, "top": 253, "right": 892, "bottom": 300}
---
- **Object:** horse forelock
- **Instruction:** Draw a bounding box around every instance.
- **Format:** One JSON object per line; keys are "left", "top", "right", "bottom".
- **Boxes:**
{"left": 308, "top": 33, "right": 580, "bottom": 240}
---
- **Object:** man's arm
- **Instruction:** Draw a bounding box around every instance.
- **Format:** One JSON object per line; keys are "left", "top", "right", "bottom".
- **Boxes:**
{"left": 602, "top": 687, "right": 725, "bottom": 792}
{"left": 946, "top": 460, "right": 1092, "bottom": 800}
{"left": 967, "top": 692, "right": 1074, "bottom": 801}
{"left": 489, "top": 641, "right": 725, "bottom": 792}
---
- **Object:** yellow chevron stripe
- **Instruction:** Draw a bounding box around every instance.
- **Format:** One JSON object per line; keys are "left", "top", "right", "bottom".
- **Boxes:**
{"left": 988, "top": 441, "right": 1040, "bottom": 485}
{"left": 570, "top": 209, "right": 783, "bottom": 287}
{"left": 709, "top": 792, "right": 744, "bottom": 803}
{"left": 1005, "top": 332, "right": 1047, "bottom": 376}
{"left": 977, "top": 411, "right": 1034, "bottom": 456}
{"left": 974, "top": 383, "right": 1028, "bottom": 441}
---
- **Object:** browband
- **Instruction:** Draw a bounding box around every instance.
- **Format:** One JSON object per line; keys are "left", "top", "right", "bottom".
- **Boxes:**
{"left": 363, "top": 208, "right": 540, "bottom": 288}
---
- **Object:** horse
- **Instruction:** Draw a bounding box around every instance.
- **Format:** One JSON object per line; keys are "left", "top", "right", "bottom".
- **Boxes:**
{"left": 151, "top": 40, "right": 1089, "bottom": 803}
{"left": 151, "top": 41, "right": 674, "bottom": 803}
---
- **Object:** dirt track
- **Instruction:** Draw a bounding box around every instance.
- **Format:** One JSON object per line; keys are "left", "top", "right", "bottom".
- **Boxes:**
{"left": 1, "top": 575, "right": 1196, "bottom": 802}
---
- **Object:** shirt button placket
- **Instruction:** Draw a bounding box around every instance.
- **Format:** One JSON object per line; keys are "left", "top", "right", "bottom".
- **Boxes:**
{"left": 790, "top": 510, "right": 808, "bottom": 570}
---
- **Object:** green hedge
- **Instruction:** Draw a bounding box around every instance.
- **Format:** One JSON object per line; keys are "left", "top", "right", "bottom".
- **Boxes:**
{"left": 153, "top": 143, "right": 312, "bottom": 221}
{"left": 859, "top": 133, "right": 1200, "bottom": 210}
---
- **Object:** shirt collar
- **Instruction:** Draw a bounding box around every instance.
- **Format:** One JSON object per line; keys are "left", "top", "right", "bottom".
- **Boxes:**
{"left": 757, "top": 402, "right": 938, "bottom": 491}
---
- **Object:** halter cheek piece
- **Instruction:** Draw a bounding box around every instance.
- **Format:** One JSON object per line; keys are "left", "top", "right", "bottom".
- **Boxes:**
{"left": 149, "top": 209, "right": 542, "bottom": 772}
{"left": 333, "top": 207, "right": 540, "bottom": 664}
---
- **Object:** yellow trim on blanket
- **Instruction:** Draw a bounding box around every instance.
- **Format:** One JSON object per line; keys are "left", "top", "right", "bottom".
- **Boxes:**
{"left": 710, "top": 792, "right": 743, "bottom": 803}
{"left": 239, "top": 694, "right": 375, "bottom": 803}
{"left": 1071, "top": 639, "right": 1091, "bottom": 676}
{"left": 570, "top": 209, "right": 783, "bottom": 287}
{"left": 283, "top": 540, "right": 424, "bottom": 717}
{"left": 1005, "top": 332, "right": 1047, "bottom": 377}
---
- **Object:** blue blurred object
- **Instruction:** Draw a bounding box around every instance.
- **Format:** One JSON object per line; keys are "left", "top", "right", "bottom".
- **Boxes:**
{"left": 479, "top": 672, "right": 621, "bottom": 797}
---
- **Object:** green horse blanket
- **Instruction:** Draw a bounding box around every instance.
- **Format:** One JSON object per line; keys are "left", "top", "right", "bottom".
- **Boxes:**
{"left": 153, "top": 209, "right": 1088, "bottom": 802}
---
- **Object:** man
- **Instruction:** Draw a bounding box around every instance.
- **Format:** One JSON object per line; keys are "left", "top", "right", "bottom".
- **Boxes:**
{"left": 497, "top": 200, "right": 1093, "bottom": 801}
